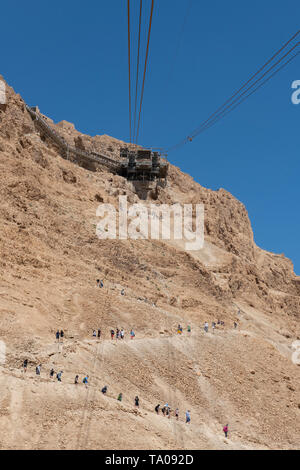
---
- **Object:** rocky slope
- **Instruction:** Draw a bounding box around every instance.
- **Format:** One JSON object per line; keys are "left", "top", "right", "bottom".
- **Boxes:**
{"left": 0, "top": 76, "right": 299, "bottom": 450}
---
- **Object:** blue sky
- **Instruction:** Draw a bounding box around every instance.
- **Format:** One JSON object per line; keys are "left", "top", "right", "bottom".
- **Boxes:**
{"left": 1, "top": 1, "right": 299, "bottom": 273}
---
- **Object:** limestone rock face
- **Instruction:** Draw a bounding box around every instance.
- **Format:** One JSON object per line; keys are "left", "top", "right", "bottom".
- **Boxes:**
{"left": 0, "top": 76, "right": 299, "bottom": 450}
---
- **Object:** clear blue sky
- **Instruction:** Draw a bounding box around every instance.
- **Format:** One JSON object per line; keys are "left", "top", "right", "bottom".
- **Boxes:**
{"left": 1, "top": 1, "right": 299, "bottom": 273}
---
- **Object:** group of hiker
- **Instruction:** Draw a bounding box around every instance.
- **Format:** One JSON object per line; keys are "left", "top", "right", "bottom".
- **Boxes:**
{"left": 203, "top": 320, "right": 239, "bottom": 333}
{"left": 21, "top": 299, "right": 238, "bottom": 441}
{"left": 154, "top": 402, "right": 229, "bottom": 435}
{"left": 155, "top": 403, "right": 188, "bottom": 423}
{"left": 75, "top": 374, "right": 89, "bottom": 387}
{"left": 22, "top": 359, "right": 230, "bottom": 435}
{"left": 96, "top": 279, "right": 104, "bottom": 288}
{"left": 55, "top": 330, "right": 64, "bottom": 342}
{"left": 110, "top": 328, "right": 135, "bottom": 340}
{"left": 92, "top": 329, "right": 102, "bottom": 339}
{"left": 23, "top": 360, "right": 65, "bottom": 383}
{"left": 177, "top": 320, "right": 238, "bottom": 336}
{"left": 91, "top": 327, "right": 135, "bottom": 340}
{"left": 177, "top": 324, "right": 191, "bottom": 335}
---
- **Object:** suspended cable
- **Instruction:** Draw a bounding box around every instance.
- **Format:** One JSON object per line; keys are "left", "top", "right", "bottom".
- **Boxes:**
{"left": 188, "top": 48, "right": 300, "bottom": 142}
{"left": 127, "top": 0, "right": 132, "bottom": 142}
{"left": 135, "top": 0, "right": 154, "bottom": 144}
{"left": 166, "top": 30, "right": 300, "bottom": 152}
{"left": 133, "top": 0, "right": 143, "bottom": 142}
{"left": 168, "top": 0, "right": 193, "bottom": 82}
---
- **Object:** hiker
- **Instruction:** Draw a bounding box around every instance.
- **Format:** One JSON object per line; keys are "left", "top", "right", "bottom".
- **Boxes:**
{"left": 56, "top": 330, "right": 60, "bottom": 342}
{"left": 175, "top": 408, "right": 179, "bottom": 421}
{"left": 97, "top": 329, "right": 101, "bottom": 339}
{"left": 121, "top": 289, "right": 125, "bottom": 296}
{"left": 116, "top": 328, "right": 120, "bottom": 340}
{"left": 110, "top": 329, "right": 115, "bottom": 340}
{"left": 187, "top": 325, "right": 191, "bottom": 335}
{"left": 130, "top": 329, "right": 135, "bottom": 340}
{"left": 185, "top": 410, "right": 191, "bottom": 424}
{"left": 50, "top": 368, "right": 55, "bottom": 379}
{"left": 212, "top": 322, "right": 215, "bottom": 333}
{"left": 120, "top": 328, "right": 125, "bottom": 340}
{"left": 162, "top": 406, "right": 166, "bottom": 416}
{"left": 57, "top": 371, "right": 63, "bottom": 382}
{"left": 204, "top": 322, "right": 209, "bottom": 333}
{"left": 75, "top": 375, "right": 79, "bottom": 384}
{"left": 83, "top": 376, "right": 89, "bottom": 387}
{"left": 117, "top": 393, "right": 123, "bottom": 402}
{"left": 92, "top": 330, "right": 97, "bottom": 338}
{"left": 177, "top": 324, "right": 183, "bottom": 335}
{"left": 60, "top": 330, "right": 64, "bottom": 340}
{"left": 36, "top": 364, "right": 41, "bottom": 375}
{"left": 135, "top": 396, "right": 139, "bottom": 407}
{"left": 155, "top": 404, "right": 160, "bottom": 414}
{"left": 101, "top": 385, "right": 108, "bottom": 394}
{"left": 223, "top": 424, "right": 229, "bottom": 438}
{"left": 23, "top": 359, "right": 28, "bottom": 372}
{"left": 234, "top": 322, "right": 238, "bottom": 329}
{"left": 166, "top": 407, "right": 171, "bottom": 419}
{"left": 96, "top": 279, "right": 104, "bottom": 288}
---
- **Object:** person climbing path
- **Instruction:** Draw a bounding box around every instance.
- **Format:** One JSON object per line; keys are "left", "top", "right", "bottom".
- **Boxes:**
{"left": 97, "top": 328, "right": 101, "bottom": 339}
{"left": 155, "top": 404, "right": 160, "bottom": 414}
{"left": 134, "top": 396, "right": 139, "bottom": 407}
{"left": 110, "top": 329, "right": 115, "bottom": 340}
{"left": 23, "top": 359, "right": 28, "bottom": 372}
{"left": 75, "top": 375, "right": 79, "bottom": 384}
{"left": 175, "top": 408, "right": 179, "bottom": 420}
{"left": 187, "top": 325, "right": 191, "bottom": 335}
{"left": 101, "top": 385, "right": 108, "bottom": 394}
{"left": 36, "top": 364, "right": 41, "bottom": 376}
{"left": 83, "top": 375, "right": 89, "bottom": 388}
{"left": 117, "top": 393, "right": 123, "bottom": 402}
{"left": 130, "top": 329, "right": 135, "bottom": 340}
{"left": 185, "top": 410, "right": 191, "bottom": 424}
{"left": 204, "top": 322, "right": 209, "bottom": 333}
{"left": 50, "top": 368, "right": 55, "bottom": 379}
{"left": 56, "top": 330, "right": 60, "bottom": 342}
{"left": 223, "top": 424, "right": 229, "bottom": 438}
{"left": 57, "top": 371, "right": 63, "bottom": 382}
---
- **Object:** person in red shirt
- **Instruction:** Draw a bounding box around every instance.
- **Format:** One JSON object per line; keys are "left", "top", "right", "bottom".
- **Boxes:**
{"left": 223, "top": 424, "right": 229, "bottom": 438}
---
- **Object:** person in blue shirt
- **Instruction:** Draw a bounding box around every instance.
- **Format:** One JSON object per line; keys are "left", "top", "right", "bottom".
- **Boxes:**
{"left": 83, "top": 376, "right": 89, "bottom": 387}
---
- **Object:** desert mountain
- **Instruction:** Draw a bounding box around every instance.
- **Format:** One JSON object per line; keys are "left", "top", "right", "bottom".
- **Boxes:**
{"left": 0, "top": 77, "right": 299, "bottom": 450}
